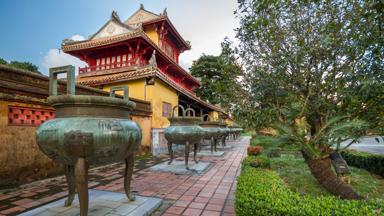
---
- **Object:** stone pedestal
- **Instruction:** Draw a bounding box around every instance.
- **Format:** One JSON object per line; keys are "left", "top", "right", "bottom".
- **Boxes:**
{"left": 192, "top": 150, "right": 225, "bottom": 157}
{"left": 19, "top": 190, "right": 162, "bottom": 216}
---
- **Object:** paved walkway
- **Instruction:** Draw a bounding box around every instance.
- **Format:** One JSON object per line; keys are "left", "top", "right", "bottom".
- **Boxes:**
{"left": 0, "top": 137, "right": 249, "bottom": 216}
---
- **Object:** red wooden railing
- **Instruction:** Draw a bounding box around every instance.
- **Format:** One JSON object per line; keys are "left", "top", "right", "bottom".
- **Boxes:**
{"left": 78, "top": 60, "right": 147, "bottom": 74}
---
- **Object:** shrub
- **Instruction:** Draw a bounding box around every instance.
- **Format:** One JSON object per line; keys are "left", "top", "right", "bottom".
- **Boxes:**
{"left": 250, "top": 156, "right": 271, "bottom": 168}
{"left": 341, "top": 150, "right": 384, "bottom": 177}
{"left": 242, "top": 156, "right": 271, "bottom": 169}
{"left": 267, "top": 148, "right": 281, "bottom": 158}
{"left": 235, "top": 162, "right": 383, "bottom": 216}
{"left": 247, "top": 145, "right": 263, "bottom": 156}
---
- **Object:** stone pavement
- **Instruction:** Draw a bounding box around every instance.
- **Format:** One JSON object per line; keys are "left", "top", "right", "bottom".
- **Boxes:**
{"left": 0, "top": 136, "right": 249, "bottom": 216}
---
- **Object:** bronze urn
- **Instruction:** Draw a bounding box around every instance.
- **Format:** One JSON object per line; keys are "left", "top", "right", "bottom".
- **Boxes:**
{"left": 164, "top": 105, "right": 204, "bottom": 169}
{"left": 36, "top": 66, "right": 142, "bottom": 216}
{"left": 199, "top": 114, "right": 222, "bottom": 153}
{"left": 218, "top": 122, "right": 230, "bottom": 147}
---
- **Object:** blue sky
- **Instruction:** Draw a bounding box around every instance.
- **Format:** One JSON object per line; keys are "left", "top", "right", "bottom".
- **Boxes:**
{"left": 0, "top": 0, "right": 238, "bottom": 74}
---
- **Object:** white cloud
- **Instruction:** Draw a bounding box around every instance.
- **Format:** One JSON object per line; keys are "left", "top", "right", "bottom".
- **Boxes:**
{"left": 162, "top": 0, "right": 239, "bottom": 68}
{"left": 42, "top": 49, "right": 86, "bottom": 75}
{"left": 179, "top": 58, "right": 192, "bottom": 71}
{"left": 41, "top": 35, "right": 86, "bottom": 75}
{"left": 70, "top": 34, "right": 86, "bottom": 41}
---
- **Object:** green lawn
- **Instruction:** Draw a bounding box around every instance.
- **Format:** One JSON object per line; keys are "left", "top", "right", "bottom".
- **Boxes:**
{"left": 268, "top": 153, "right": 384, "bottom": 199}
{"left": 241, "top": 130, "right": 256, "bottom": 136}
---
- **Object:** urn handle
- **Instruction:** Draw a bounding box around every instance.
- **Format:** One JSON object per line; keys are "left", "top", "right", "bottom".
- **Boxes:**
{"left": 184, "top": 108, "right": 196, "bottom": 117}
{"left": 109, "top": 86, "right": 129, "bottom": 101}
{"left": 202, "top": 114, "right": 210, "bottom": 122}
{"left": 49, "top": 65, "right": 76, "bottom": 96}
{"left": 172, "top": 105, "right": 185, "bottom": 117}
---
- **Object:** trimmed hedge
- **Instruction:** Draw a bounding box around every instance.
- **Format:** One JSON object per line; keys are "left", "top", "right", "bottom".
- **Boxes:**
{"left": 341, "top": 150, "right": 384, "bottom": 177}
{"left": 235, "top": 158, "right": 384, "bottom": 216}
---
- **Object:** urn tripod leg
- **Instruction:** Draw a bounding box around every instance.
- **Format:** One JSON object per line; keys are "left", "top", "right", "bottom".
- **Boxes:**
{"left": 185, "top": 141, "right": 190, "bottom": 169}
{"left": 64, "top": 164, "right": 75, "bottom": 206}
{"left": 75, "top": 158, "right": 88, "bottom": 216}
{"left": 124, "top": 154, "right": 136, "bottom": 201}
{"left": 194, "top": 143, "right": 199, "bottom": 164}
{"left": 167, "top": 141, "right": 173, "bottom": 165}
{"left": 214, "top": 138, "right": 218, "bottom": 152}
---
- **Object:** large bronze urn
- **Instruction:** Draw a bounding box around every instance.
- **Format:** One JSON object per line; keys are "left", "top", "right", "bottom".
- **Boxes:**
{"left": 36, "top": 66, "right": 142, "bottom": 216}
{"left": 219, "top": 122, "right": 230, "bottom": 147}
{"left": 164, "top": 106, "right": 204, "bottom": 169}
{"left": 199, "top": 114, "right": 222, "bottom": 153}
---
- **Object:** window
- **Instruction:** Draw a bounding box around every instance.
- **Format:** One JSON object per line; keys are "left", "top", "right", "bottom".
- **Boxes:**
{"left": 162, "top": 102, "right": 172, "bottom": 117}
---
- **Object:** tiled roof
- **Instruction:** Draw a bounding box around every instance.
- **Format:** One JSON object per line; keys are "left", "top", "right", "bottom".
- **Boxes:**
{"left": 76, "top": 67, "right": 225, "bottom": 113}
{"left": 62, "top": 30, "right": 144, "bottom": 52}
{"left": 142, "top": 16, "right": 191, "bottom": 50}
{"left": 77, "top": 67, "right": 155, "bottom": 86}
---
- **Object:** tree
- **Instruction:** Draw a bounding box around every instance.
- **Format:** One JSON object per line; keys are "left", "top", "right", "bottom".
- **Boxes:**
{"left": 9, "top": 61, "right": 40, "bottom": 73}
{"left": 234, "top": 0, "right": 383, "bottom": 199}
{"left": 0, "top": 58, "right": 41, "bottom": 74}
{"left": 0, "top": 58, "right": 7, "bottom": 65}
{"left": 191, "top": 41, "right": 243, "bottom": 112}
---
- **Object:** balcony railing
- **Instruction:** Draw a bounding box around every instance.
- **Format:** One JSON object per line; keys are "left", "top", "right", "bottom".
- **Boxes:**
{"left": 79, "top": 60, "right": 147, "bottom": 75}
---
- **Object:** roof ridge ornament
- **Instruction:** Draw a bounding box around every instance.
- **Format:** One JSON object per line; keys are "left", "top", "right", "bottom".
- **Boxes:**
{"left": 62, "top": 38, "right": 75, "bottom": 46}
{"left": 140, "top": 4, "right": 144, "bottom": 10}
{"left": 163, "top": 8, "right": 167, "bottom": 16}
{"left": 111, "top": 10, "right": 121, "bottom": 22}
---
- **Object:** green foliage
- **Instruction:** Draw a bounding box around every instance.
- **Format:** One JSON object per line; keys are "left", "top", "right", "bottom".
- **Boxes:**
{"left": 267, "top": 148, "right": 281, "bottom": 158}
{"left": 242, "top": 155, "right": 271, "bottom": 169}
{"left": 250, "top": 156, "right": 271, "bottom": 168}
{"left": 0, "top": 57, "right": 40, "bottom": 74}
{"left": 251, "top": 116, "right": 369, "bottom": 159}
{"left": 240, "top": 130, "right": 256, "bottom": 137}
{"left": 341, "top": 150, "right": 384, "bottom": 177}
{"left": 0, "top": 58, "right": 7, "bottom": 65}
{"left": 235, "top": 166, "right": 383, "bottom": 216}
{"left": 8, "top": 61, "right": 40, "bottom": 73}
{"left": 233, "top": 0, "right": 384, "bottom": 134}
{"left": 268, "top": 153, "right": 384, "bottom": 198}
{"left": 190, "top": 41, "right": 243, "bottom": 112}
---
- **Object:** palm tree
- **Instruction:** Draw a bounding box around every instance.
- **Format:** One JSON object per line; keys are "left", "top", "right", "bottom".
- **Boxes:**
{"left": 254, "top": 116, "right": 368, "bottom": 200}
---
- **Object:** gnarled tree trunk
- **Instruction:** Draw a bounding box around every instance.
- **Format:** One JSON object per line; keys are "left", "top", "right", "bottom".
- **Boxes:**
{"left": 301, "top": 151, "right": 363, "bottom": 200}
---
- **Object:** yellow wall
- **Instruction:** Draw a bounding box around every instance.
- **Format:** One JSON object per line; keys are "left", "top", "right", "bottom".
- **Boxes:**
{"left": 150, "top": 79, "right": 178, "bottom": 128}
{"left": 225, "top": 118, "right": 234, "bottom": 126}
{"left": 144, "top": 25, "right": 159, "bottom": 45}
{"left": 131, "top": 115, "right": 152, "bottom": 151}
{"left": 0, "top": 101, "right": 62, "bottom": 187}
{"left": 103, "top": 79, "right": 146, "bottom": 101}
{"left": 209, "top": 111, "right": 219, "bottom": 121}
{"left": 102, "top": 78, "right": 179, "bottom": 139}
